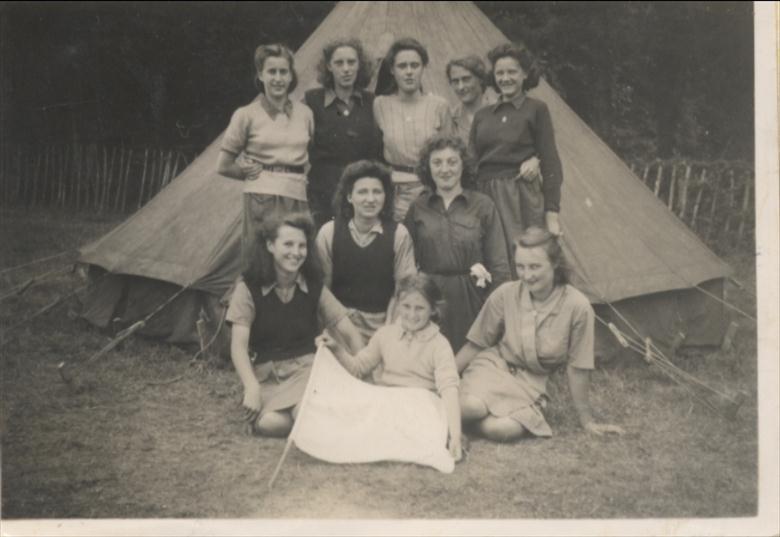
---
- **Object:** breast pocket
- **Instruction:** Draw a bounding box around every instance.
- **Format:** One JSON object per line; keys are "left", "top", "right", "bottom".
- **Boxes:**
{"left": 450, "top": 215, "right": 481, "bottom": 244}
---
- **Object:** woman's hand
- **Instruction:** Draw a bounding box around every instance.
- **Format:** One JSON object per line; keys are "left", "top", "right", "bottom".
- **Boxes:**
{"left": 470, "top": 263, "right": 492, "bottom": 288}
{"left": 315, "top": 331, "right": 339, "bottom": 350}
{"left": 545, "top": 211, "right": 562, "bottom": 237}
{"left": 518, "top": 156, "right": 541, "bottom": 182}
{"left": 583, "top": 422, "right": 625, "bottom": 436}
{"left": 236, "top": 153, "right": 264, "bottom": 180}
{"left": 241, "top": 382, "right": 263, "bottom": 431}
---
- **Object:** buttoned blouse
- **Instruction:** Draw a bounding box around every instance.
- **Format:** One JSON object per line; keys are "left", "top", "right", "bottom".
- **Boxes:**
{"left": 467, "top": 281, "right": 594, "bottom": 374}
{"left": 404, "top": 189, "right": 510, "bottom": 284}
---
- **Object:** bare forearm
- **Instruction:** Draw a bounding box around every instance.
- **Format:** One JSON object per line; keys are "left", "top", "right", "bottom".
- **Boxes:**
{"left": 455, "top": 341, "right": 483, "bottom": 373}
{"left": 567, "top": 366, "right": 594, "bottom": 427}
{"left": 231, "top": 341, "right": 259, "bottom": 390}
{"left": 440, "top": 386, "right": 462, "bottom": 441}
{"left": 216, "top": 151, "right": 246, "bottom": 180}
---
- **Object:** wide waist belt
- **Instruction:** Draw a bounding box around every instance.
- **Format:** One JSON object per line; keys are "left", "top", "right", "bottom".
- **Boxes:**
{"left": 256, "top": 164, "right": 305, "bottom": 174}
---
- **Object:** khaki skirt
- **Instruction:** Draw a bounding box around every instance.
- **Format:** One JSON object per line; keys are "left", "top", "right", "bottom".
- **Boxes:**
{"left": 255, "top": 353, "right": 315, "bottom": 415}
{"left": 460, "top": 352, "right": 553, "bottom": 437}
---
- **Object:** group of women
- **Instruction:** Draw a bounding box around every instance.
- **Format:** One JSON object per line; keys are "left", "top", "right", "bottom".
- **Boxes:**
{"left": 217, "top": 36, "right": 622, "bottom": 461}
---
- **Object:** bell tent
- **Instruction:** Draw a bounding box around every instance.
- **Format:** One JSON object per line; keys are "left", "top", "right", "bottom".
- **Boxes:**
{"left": 78, "top": 1, "right": 731, "bottom": 356}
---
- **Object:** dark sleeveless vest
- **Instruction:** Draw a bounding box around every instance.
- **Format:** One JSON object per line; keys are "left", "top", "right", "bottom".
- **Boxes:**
{"left": 246, "top": 279, "right": 323, "bottom": 362}
{"left": 331, "top": 218, "right": 396, "bottom": 313}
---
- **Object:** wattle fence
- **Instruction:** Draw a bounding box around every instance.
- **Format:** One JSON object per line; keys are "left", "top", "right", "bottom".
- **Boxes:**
{"left": 0, "top": 143, "right": 754, "bottom": 251}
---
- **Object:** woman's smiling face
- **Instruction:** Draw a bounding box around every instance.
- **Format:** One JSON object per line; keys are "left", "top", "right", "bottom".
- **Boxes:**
{"left": 258, "top": 56, "right": 293, "bottom": 100}
{"left": 493, "top": 56, "right": 526, "bottom": 100}
{"left": 266, "top": 224, "right": 307, "bottom": 277}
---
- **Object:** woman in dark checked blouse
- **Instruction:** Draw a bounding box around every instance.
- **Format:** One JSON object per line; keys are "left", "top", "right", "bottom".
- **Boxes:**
{"left": 469, "top": 43, "right": 563, "bottom": 275}
{"left": 304, "top": 38, "right": 383, "bottom": 229}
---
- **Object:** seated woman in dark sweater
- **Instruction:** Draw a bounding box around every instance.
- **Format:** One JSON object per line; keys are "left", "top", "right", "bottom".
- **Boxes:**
{"left": 304, "top": 38, "right": 383, "bottom": 228}
{"left": 227, "top": 211, "right": 363, "bottom": 437}
{"left": 315, "top": 160, "right": 417, "bottom": 343}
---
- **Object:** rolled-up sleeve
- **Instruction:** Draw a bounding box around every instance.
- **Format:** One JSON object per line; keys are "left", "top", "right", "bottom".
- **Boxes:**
{"left": 315, "top": 222, "right": 335, "bottom": 288}
{"left": 393, "top": 223, "right": 418, "bottom": 281}
{"left": 226, "top": 280, "right": 255, "bottom": 327}
{"left": 221, "top": 108, "right": 249, "bottom": 156}
{"left": 567, "top": 300, "right": 595, "bottom": 370}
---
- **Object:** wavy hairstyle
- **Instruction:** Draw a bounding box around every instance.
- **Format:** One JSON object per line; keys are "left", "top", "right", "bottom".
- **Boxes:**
{"left": 375, "top": 37, "right": 429, "bottom": 96}
{"left": 331, "top": 160, "right": 395, "bottom": 223}
{"left": 512, "top": 226, "right": 569, "bottom": 286}
{"left": 394, "top": 273, "right": 445, "bottom": 324}
{"left": 315, "top": 38, "right": 373, "bottom": 90}
{"left": 486, "top": 42, "right": 541, "bottom": 93}
{"left": 415, "top": 134, "right": 477, "bottom": 192}
{"left": 243, "top": 211, "right": 322, "bottom": 288}
{"left": 253, "top": 43, "right": 298, "bottom": 95}
{"left": 445, "top": 55, "right": 489, "bottom": 90}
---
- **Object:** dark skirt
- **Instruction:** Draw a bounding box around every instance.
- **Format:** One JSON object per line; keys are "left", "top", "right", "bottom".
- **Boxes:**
{"left": 477, "top": 173, "right": 544, "bottom": 277}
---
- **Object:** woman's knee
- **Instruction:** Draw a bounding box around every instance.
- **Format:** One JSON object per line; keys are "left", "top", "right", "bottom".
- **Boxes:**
{"left": 460, "top": 393, "right": 489, "bottom": 421}
{"left": 478, "top": 416, "right": 526, "bottom": 442}
{"left": 255, "top": 411, "right": 293, "bottom": 437}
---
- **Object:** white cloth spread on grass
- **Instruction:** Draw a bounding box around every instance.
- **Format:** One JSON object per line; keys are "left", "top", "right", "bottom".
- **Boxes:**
{"left": 290, "top": 346, "right": 455, "bottom": 474}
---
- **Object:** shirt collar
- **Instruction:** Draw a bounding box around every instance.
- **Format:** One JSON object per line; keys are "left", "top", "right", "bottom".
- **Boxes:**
{"left": 451, "top": 93, "right": 491, "bottom": 121}
{"left": 426, "top": 188, "right": 471, "bottom": 208}
{"left": 261, "top": 273, "right": 309, "bottom": 296}
{"left": 259, "top": 93, "right": 293, "bottom": 119}
{"left": 324, "top": 88, "right": 364, "bottom": 108}
{"left": 348, "top": 218, "right": 383, "bottom": 235}
{"left": 492, "top": 92, "right": 526, "bottom": 112}
{"left": 398, "top": 321, "right": 440, "bottom": 342}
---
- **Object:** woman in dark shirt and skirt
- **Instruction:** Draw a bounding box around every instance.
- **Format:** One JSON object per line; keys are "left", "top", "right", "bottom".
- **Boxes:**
{"left": 469, "top": 43, "right": 564, "bottom": 274}
{"left": 304, "top": 38, "right": 383, "bottom": 229}
{"left": 405, "top": 135, "right": 510, "bottom": 353}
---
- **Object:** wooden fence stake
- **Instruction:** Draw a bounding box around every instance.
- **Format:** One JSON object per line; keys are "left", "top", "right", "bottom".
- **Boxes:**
{"left": 667, "top": 162, "right": 678, "bottom": 211}
{"left": 653, "top": 162, "right": 663, "bottom": 197}
{"left": 138, "top": 148, "right": 149, "bottom": 209}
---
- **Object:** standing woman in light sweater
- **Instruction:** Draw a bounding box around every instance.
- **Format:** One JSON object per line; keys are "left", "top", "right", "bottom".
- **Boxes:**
{"left": 373, "top": 37, "right": 453, "bottom": 222}
{"left": 217, "top": 44, "right": 314, "bottom": 267}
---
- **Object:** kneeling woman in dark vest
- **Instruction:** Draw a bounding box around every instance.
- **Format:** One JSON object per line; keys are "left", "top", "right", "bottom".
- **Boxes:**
{"left": 227, "top": 212, "right": 364, "bottom": 436}
{"left": 315, "top": 160, "right": 417, "bottom": 343}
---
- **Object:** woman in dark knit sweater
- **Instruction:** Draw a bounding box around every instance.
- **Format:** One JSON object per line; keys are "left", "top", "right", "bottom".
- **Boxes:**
{"left": 469, "top": 43, "right": 563, "bottom": 275}
{"left": 316, "top": 160, "right": 417, "bottom": 343}
{"left": 227, "top": 212, "right": 363, "bottom": 437}
{"left": 304, "top": 38, "right": 383, "bottom": 229}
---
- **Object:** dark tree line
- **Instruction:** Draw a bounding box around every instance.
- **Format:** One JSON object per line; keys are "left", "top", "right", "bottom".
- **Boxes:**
{"left": 0, "top": 2, "right": 753, "bottom": 162}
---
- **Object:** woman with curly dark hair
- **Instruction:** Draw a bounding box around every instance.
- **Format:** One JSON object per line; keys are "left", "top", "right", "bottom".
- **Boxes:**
{"left": 469, "top": 43, "right": 564, "bottom": 274}
{"left": 227, "top": 211, "right": 363, "bottom": 437}
{"left": 315, "top": 160, "right": 416, "bottom": 342}
{"left": 404, "top": 135, "right": 510, "bottom": 352}
{"left": 304, "top": 38, "right": 383, "bottom": 228}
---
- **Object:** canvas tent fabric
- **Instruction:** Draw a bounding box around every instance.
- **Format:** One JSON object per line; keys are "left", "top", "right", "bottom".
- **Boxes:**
{"left": 78, "top": 1, "right": 731, "bottom": 355}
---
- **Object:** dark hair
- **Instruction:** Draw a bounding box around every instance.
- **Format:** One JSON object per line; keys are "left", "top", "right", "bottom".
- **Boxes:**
{"left": 331, "top": 160, "right": 395, "bottom": 223}
{"left": 512, "top": 226, "right": 569, "bottom": 286}
{"left": 486, "top": 42, "right": 540, "bottom": 93}
{"left": 253, "top": 43, "right": 298, "bottom": 95}
{"left": 315, "top": 38, "right": 373, "bottom": 91}
{"left": 376, "top": 37, "right": 429, "bottom": 96}
{"left": 445, "top": 55, "right": 489, "bottom": 90}
{"left": 415, "top": 135, "right": 476, "bottom": 192}
{"left": 394, "top": 273, "right": 445, "bottom": 324}
{"left": 243, "top": 211, "right": 322, "bottom": 288}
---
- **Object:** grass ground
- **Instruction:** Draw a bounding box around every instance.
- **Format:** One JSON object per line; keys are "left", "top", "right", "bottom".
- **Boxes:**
{"left": 0, "top": 207, "right": 758, "bottom": 519}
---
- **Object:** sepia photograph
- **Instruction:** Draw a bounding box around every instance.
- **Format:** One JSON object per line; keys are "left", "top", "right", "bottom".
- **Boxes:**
{"left": 1, "top": 1, "right": 777, "bottom": 535}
